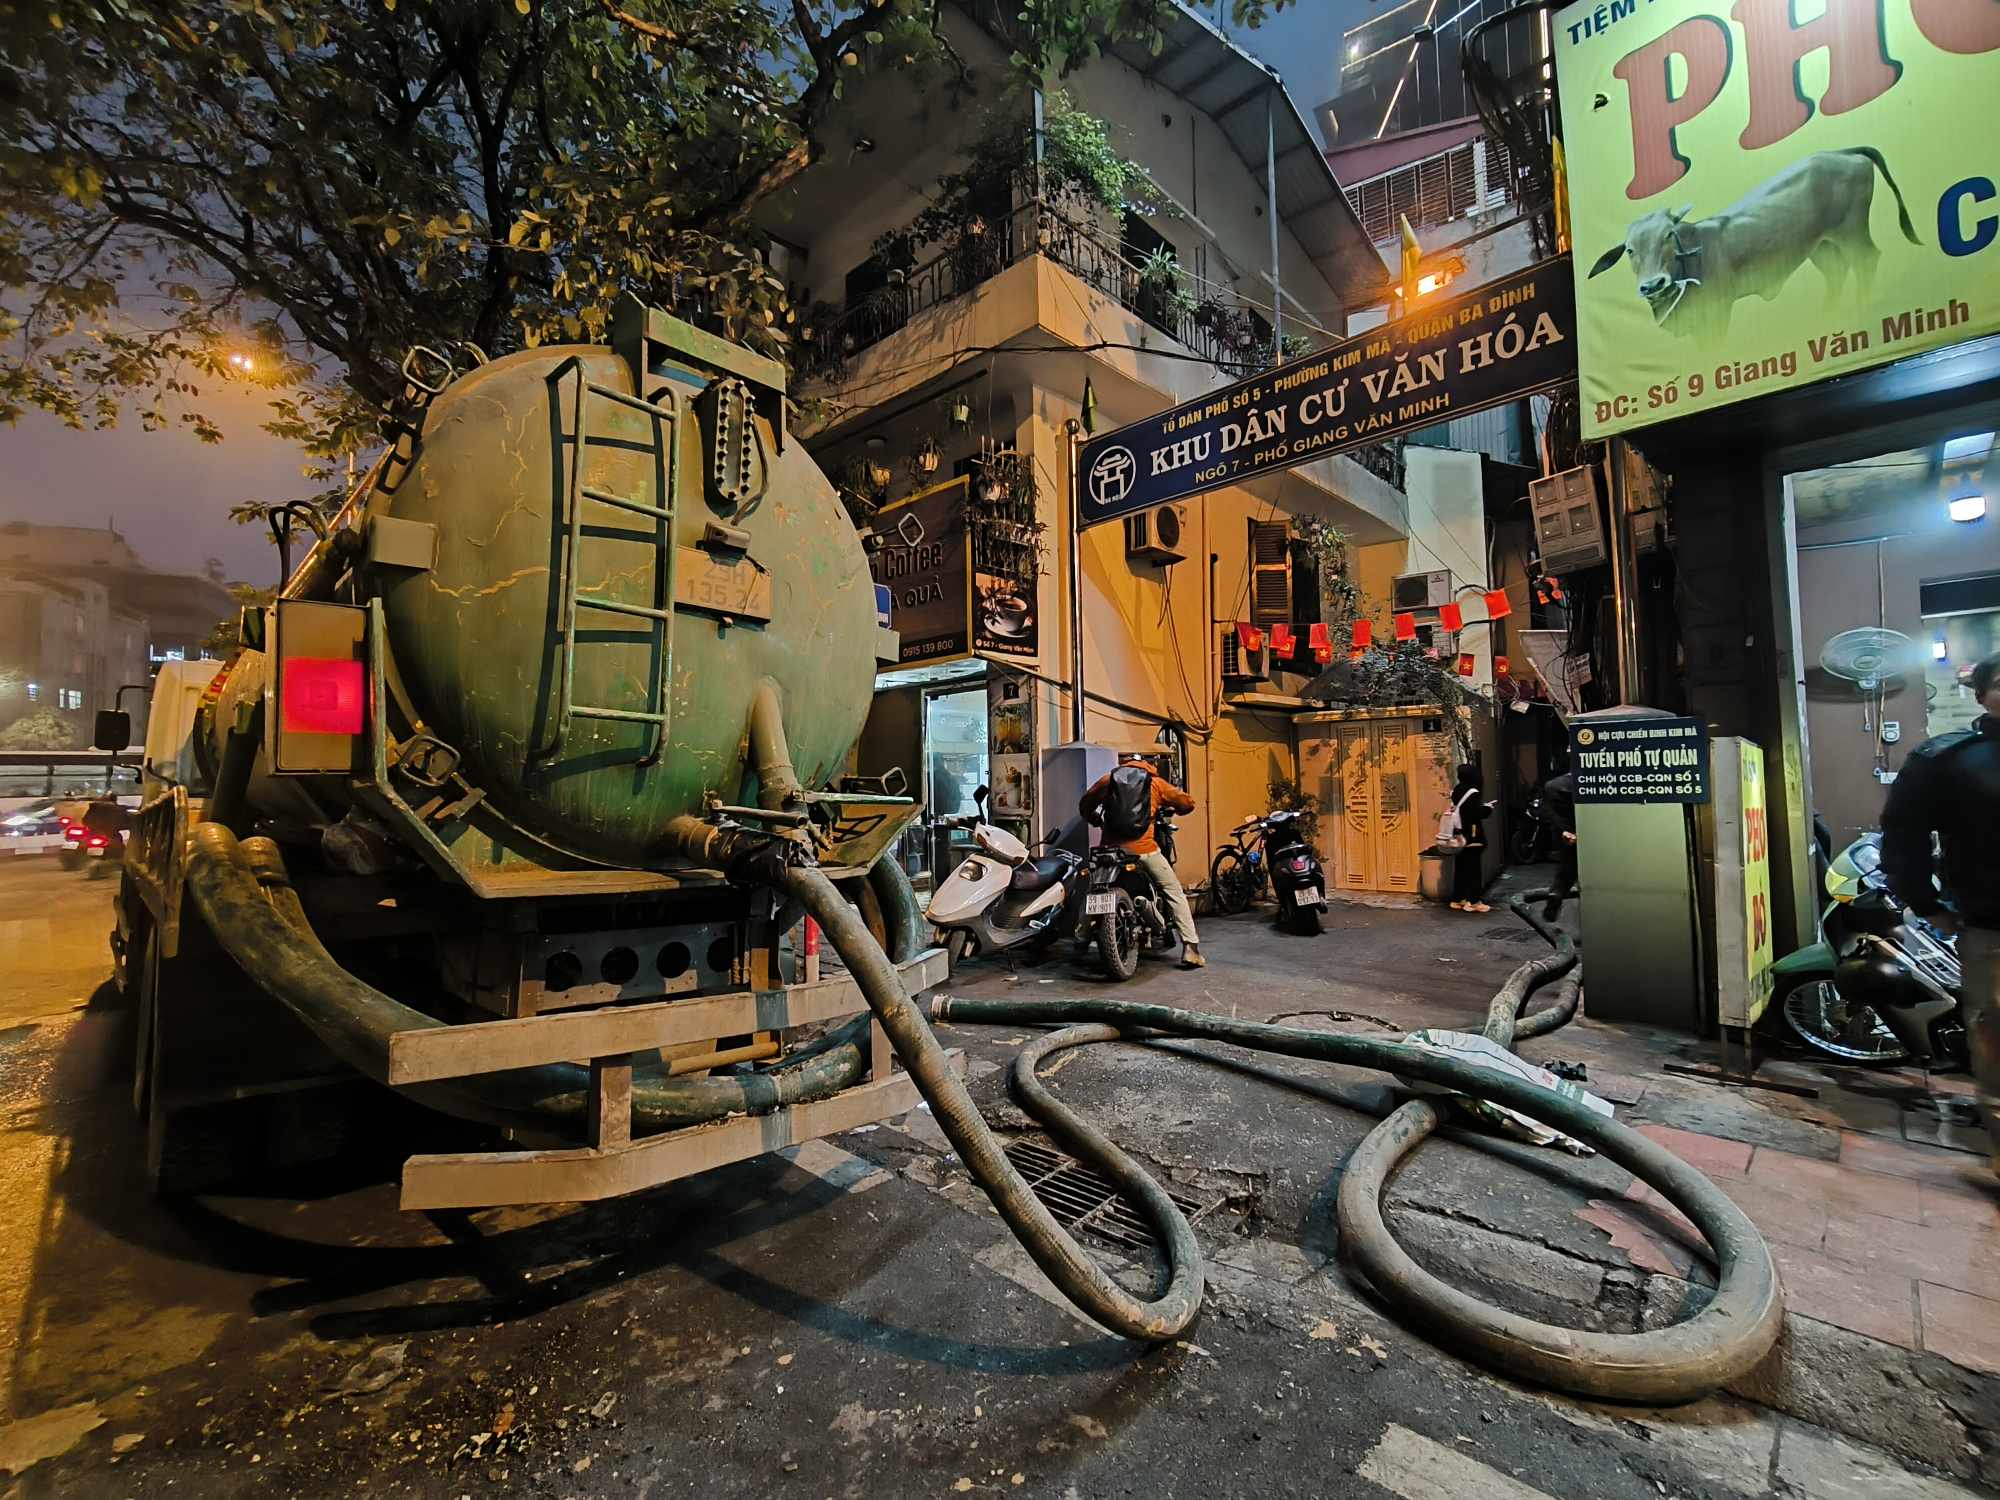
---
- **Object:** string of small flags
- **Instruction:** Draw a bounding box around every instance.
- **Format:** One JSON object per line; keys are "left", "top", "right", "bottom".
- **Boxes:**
{"left": 1235, "top": 589, "right": 1517, "bottom": 678}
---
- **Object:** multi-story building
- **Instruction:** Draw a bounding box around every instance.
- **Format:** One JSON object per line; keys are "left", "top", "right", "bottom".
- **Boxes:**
{"left": 0, "top": 523, "right": 236, "bottom": 739}
{"left": 755, "top": 3, "right": 1495, "bottom": 883}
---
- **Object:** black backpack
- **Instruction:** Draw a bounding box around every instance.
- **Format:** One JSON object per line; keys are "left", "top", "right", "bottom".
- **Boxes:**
{"left": 1101, "top": 764, "right": 1153, "bottom": 842}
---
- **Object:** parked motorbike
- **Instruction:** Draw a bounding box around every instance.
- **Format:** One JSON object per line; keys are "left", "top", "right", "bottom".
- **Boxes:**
{"left": 1509, "top": 789, "right": 1550, "bottom": 865}
{"left": 926, "top": 785, "right": 1087, "bottom": 972}
{"left": 1209, "top": 810, "right": 1326, "bottom": 933}
{"left": 1767, "top": 833, "right": 1965, "bottom": 1068}
{"left": 1081, "top": 808, "right": 1183, "bottom": 980}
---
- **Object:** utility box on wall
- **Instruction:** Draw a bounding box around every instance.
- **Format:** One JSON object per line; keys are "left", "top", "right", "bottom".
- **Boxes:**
{"left": 1298, "top": 707, "right": 1496, "bottom": 899}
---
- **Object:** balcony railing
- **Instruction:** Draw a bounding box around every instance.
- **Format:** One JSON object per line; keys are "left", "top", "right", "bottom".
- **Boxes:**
{"left": 798, "top": 200, "right": 1299, "bottom": 385}
{"left": 797, "top": 198, "right": 1404, "bottom": 488}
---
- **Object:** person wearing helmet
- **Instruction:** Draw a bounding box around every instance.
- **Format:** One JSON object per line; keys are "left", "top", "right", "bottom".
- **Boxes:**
{"left": 1080, "top": 753, "right": 1202, "bottom": 968}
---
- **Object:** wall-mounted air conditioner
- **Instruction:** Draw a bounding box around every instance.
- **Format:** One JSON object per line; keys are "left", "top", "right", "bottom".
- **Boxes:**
{"left": 1392, "top": 568, "right": 1454, "bottom": 614}
{"left": 1220, "top": 626, "right": 1270, "bottom": 684}
{"left": 1125, "top": 504, "right": 1187, "bottom": 565}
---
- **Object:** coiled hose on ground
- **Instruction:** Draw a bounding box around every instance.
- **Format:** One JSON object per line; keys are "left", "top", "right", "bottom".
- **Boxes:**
{"left": 190, "top": 816, "right": 1780, "bottom": 1401}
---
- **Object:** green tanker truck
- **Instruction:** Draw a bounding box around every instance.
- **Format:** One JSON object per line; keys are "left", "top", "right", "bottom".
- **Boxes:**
{"left": 107, "top": 298, "right": 949, "bottom": 1206}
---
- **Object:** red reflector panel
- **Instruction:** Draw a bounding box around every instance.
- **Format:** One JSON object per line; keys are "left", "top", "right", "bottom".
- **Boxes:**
{"left": 282, "top": 658, "right": 365, "bottom": 736}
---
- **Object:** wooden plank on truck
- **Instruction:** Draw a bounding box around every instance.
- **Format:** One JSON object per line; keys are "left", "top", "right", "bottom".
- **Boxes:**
{"left": 385, "top": 948, "right": 946, "bottom": 1085}
{"left": 398, "top": 1052, "right": 962, "bottom": 1210}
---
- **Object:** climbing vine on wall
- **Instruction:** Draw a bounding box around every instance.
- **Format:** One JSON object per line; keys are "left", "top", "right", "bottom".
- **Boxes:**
{"left": 1290, "top": 515, "right": 1363, "bottom": 642}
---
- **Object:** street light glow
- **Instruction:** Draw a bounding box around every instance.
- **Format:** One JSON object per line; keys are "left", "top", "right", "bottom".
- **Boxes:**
{"left": 228, "top": 352, "right": 256, "bottom": 373}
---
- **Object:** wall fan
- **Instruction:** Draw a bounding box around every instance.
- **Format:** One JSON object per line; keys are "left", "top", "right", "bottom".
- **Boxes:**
{"left": 1819, "top": 627, "right": 1924, "bottom": 691}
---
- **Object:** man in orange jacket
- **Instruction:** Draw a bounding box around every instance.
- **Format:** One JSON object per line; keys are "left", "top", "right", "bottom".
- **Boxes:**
{"left": 1079, "top": 753, "right": 1203, "bottom": 968}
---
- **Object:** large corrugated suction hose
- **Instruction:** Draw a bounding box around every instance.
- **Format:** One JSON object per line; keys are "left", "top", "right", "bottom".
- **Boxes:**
{"left": 902, "top": 890, "right": 1780, "bottom": 1402}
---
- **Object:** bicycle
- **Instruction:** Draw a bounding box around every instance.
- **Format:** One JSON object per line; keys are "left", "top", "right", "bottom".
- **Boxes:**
{"left": 1208, "top": 817, "right": 1269, "bottom": 915}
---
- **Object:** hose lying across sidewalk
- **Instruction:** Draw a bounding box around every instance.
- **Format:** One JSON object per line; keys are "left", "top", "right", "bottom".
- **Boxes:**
{"left": 192, "top": 810, "right": 1779, "bottom": 1403}
{"left": 809, "top": 874, "right": 1783, "bottom": 1404}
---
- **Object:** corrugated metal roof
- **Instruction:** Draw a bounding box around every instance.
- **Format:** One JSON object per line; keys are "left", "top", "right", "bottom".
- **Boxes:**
{"left": 1103, "top": 10, "right": 1393, "bottom": 308}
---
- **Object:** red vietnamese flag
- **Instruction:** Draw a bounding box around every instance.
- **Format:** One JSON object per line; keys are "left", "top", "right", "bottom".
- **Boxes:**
{"left": 1270, "top": 622, "right": 1296, "bottom": 657}
{"left": 1455, "top": 652, "right": 1476, "bottom": 676}
{"left": 1237, "top": 621, "right": 1264, "bottom": 653}
{"left": 1393, "top": 612, "right": 1417, "bottom": 641}
{"left": 1308, "top": 622, "right": 1332, "bottom": 663}
{"left": 1483, "top": 588, "right": 1513, "bottom": 620}
{"left": 1439, "top": 601, "right": 1463, "bottom": 632}
{"left": 1351, "top": 617, "right": 1372, "bottom": 650}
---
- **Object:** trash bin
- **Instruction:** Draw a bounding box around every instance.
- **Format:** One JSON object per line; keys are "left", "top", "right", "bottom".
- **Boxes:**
{"left": 1420, "top": 847, "right": 1449, "bottom": 903}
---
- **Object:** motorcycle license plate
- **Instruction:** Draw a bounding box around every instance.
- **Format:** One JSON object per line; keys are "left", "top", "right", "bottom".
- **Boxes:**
{"left": 1295, "top": 886, "right": 1323, "bottom": 906}
{"left": 1084, "top": 892, "right": 1117, "bottom": 916}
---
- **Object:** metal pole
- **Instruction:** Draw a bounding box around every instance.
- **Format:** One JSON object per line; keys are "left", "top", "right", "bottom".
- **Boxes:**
{"left": 1603, "top": 438, "right": 1641, "bottom": 703}
{"left": 1266, "top": 87, "right": 1282, "bottom": 361}
{"left": 1066, "top": 419, "right": 1086, "bottom": 742}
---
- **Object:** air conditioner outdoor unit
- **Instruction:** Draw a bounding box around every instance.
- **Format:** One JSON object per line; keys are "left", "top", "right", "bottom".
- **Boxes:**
{"left": 1219, "top": 626, "right": 1270, "bottom": 684}
{"left": 1125, "top": 504, "right": 1187, "bottom": 565}
{"left": 1529, "top": 464, "right": 1607, "bottom": 574}
{"left": 1392, "top": 568, "right": 1454, "bottom": 614}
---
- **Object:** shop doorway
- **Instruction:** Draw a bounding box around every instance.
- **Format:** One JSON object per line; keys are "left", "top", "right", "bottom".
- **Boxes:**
{"left": 1784, "top": 424, "right": 1999, "bottom": 859}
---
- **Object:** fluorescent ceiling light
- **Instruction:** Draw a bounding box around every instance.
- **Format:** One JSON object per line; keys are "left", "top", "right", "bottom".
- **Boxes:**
{"left": 1933, "top": 639, "right": 1949, "bottom": 660}
{"left": 1949, "top": 494, "right": 1986, "bottom": 523}
{"left": 1943, "top": 431, "right": 1995, "bottom": 462}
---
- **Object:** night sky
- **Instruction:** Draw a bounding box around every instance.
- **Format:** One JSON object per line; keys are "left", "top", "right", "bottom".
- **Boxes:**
{"left": 0, "top": 5, "right": 1365, "bottom": 588}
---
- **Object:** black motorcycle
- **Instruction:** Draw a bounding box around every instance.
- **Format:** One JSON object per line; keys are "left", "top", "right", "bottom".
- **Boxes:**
{"left": 1767, "top": 833, "right": 1965, "bottom": 1067}
{"left": 1209, "top": 810, "right": 1326, "bottom": 933}
{"left": 1082, "top": 810, "right": 1183, "bottom": 981}
{"left": 1509, "top": 789, "right": 1550, "bottom": 864}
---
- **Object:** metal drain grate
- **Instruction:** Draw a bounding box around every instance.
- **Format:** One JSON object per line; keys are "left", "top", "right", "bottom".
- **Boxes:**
{"left": 1002, "top": 1140, "right": 1217, "bottom": 1253}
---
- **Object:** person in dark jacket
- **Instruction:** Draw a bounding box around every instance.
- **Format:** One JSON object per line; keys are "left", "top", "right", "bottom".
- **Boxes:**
{"left": 1448, "top": 763, "right": 1495, "bottom": 912}
{"left": 1080, "top": 754, "right": 1203, "bottom": 968}
{"left": 1540, "top": 770, "right": 1578, "bottom": 921}
{"left": 1881, "top": 651, "right": 2000, "bottom": 1157}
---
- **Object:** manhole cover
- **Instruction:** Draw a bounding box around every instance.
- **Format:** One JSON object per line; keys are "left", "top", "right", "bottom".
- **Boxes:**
{"left": 1002, "top": 1140, "right": 1218, "bottom": 1253}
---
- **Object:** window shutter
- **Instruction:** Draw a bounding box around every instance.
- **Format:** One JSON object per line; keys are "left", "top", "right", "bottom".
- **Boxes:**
{"left": 1249, "top": 521, "right": 1291, "bottom": 626}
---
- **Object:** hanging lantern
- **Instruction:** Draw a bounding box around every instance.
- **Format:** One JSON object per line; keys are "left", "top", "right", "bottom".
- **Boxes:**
{"left": 949, "top": 395, "right": 971, "bottom": 428}
{"left": 867, "top": 461, "right": 892, "bottom": 491}
{"left": 913, "top": 438, "right": 941, "bottom": 476}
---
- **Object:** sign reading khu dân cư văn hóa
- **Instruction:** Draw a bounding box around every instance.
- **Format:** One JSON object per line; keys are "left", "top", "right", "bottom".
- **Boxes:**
{"left": 1075, "top": 259, "right": 1577, "bottom": 529}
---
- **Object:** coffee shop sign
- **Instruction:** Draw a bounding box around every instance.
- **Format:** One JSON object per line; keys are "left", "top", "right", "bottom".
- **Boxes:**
{"left": 1146, "top": 292, "right": 1567, "bottom": 485}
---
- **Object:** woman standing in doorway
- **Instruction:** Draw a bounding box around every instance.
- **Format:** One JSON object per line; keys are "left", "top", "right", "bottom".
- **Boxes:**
{"left": 1448, "top": 763, "right": 1494, "bottom": 913}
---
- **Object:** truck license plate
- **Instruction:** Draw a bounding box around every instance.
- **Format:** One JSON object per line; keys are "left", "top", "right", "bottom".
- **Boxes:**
{"left": 1296, "top": 886, "right": 1323, "bottom": 906}
{"left": 1084, "top": 892, "right": 1116, "bottom": 915}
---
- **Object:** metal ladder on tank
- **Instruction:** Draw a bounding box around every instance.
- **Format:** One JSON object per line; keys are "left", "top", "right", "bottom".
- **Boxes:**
{"left": 543, "top": 358, "right": 680, "bottom": 767}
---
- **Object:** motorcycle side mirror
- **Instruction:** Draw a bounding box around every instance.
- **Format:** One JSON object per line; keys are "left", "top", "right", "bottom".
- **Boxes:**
{"left": 1046, "top": 827, "right": 1061, "bottom": 845}
{"left": 974, "top": 784, "right": 990, "bottom": 807}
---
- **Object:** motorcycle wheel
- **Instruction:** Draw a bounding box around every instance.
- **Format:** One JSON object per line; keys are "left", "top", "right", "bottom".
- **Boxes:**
{"left": 1778, "top": 976, "right": 1912, "bottom": 1065}
{"left": 1284, "top": 896, "right": 1322, "bottom": 935}
{"left": 1095, "top": 889, "right": 1141, "bottom": 981}
{"left": 1209, "top": 847, "right": 1254, "bottom": 915}
{"left": 1508, "top": 823, "right": 1542, "bottom": 865}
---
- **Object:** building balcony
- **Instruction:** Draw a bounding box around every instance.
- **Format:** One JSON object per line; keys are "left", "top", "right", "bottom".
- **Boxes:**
{"left": 795, "top": 200, "right": 1407, "bottom": 536}
{"left": 797, "top": 198, "right": 1314, "bottom": 389}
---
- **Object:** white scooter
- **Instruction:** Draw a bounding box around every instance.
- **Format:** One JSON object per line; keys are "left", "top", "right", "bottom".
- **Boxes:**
{"left": 925, "top": 786, "right": 1088, "bottom": 970}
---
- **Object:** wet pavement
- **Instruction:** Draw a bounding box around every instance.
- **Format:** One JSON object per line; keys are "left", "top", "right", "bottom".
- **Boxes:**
{"left": 0, "top": 856, "right": 1995, "bottom": 1497}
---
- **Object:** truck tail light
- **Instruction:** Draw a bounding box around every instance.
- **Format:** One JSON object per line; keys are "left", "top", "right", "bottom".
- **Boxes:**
{"left": 281, "top": 658, "right": 365, "bottom": 735}
{"left": 63, "top": 825, "right": 85, "bottom": 842}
